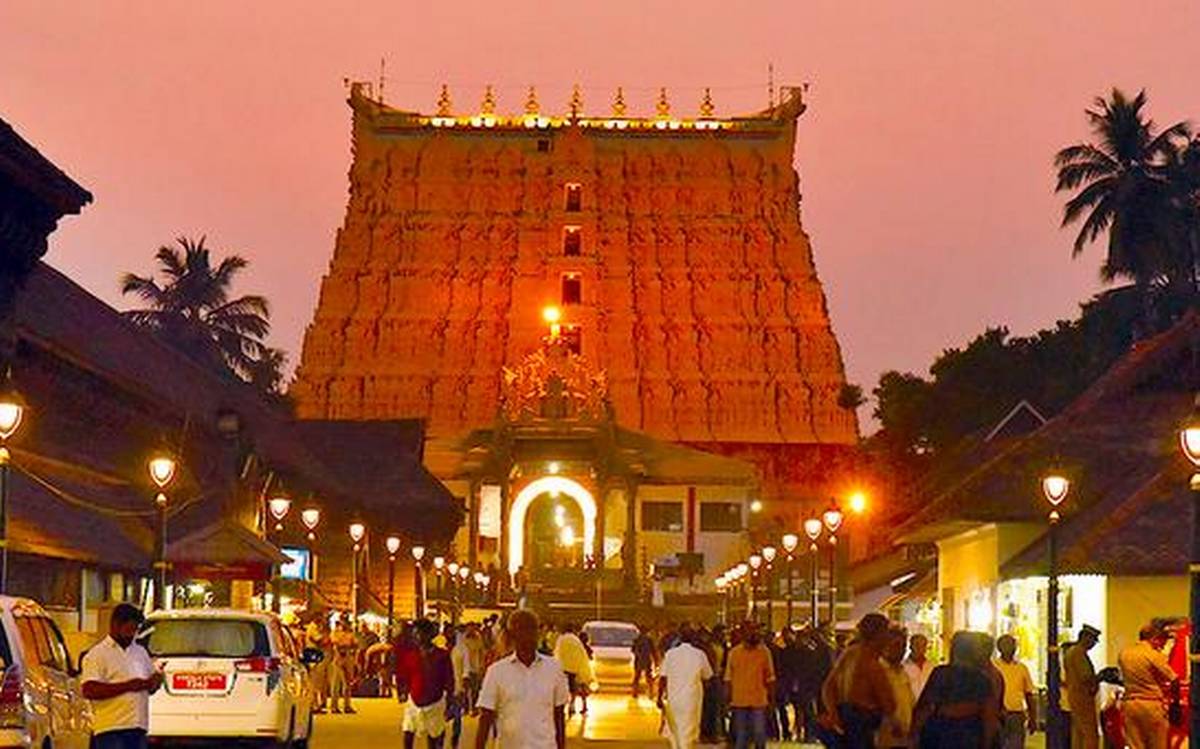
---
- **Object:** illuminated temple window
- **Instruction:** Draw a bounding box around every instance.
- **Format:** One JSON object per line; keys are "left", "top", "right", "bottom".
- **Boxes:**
{"left": 564, "top": 183, "right": 582, "bottom": 212}
{"left": 562, "top": 325, "right": 582, "bottom": 355}
{"left": 563, "top": 226, "right": 582, "bottom": 257}
{"left": 561, "top": 273, "right": 582, "bottom": 305}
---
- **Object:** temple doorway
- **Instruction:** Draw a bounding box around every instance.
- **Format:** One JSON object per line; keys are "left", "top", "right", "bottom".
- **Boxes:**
{"left": 508, "top": 476, "right": 596, "bottom": 577}
{"left": 523, "top": 493, "right": 585, "bottom": 571}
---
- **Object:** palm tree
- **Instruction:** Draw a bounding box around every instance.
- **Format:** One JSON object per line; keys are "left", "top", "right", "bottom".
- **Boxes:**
{"left": 1055, "top": 89, "right": 1190, "bottom": 322}
{"left": 121, "top": 236, "right": 271, "bottom": 379}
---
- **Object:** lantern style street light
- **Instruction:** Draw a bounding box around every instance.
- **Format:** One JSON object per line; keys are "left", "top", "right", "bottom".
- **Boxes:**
{"left": 1041, "top": 472, "right": 1070, "bottom": 749}
{"left": 748, "top": 554, "right": 763, "bottom": 622}
{"left": 447, "top": 561, "right": 460, "bottom": 618}
{"left": 1180, "top": 405, "right": 1200, "bottom": 747}
{"left": 411, "top": 544, "right": 426, "bottom": 620}
{"left": 385, "top": 535, "right": 401, "bottom": 632}
{"left": 715, "top": 575, "right": 728, "bottom": 624}
{"left": 0, "top": 375, "right": 27, "bottom": 594}
{"left": 762, "top": 546, "right": 777, "bottom": 627}
{"left": 301, "top": 507, "right": 321, "bottom": 540}
{"left": 804, "top": 517, "right": 823, "bottom": 627}
{"left": 432, "top": 556, "right": 445, "bottom": 615}
{"left": 782, "top": 533, "right": 799, "bottom": 625}
{"left": 266, "top": 493, "right": 292, "bottom": 613}
{"left": 349, "top": 523, "right": 366, "bottom": 621}
{"left": 823, "top": 501, "right": 845, "bottom": 625}
{"left": 148, "top": 449, "right": 178, "bottom": 609}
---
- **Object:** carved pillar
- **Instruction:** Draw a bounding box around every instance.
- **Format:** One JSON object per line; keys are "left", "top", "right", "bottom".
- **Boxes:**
{"left": 623, "top": 476, "right": 640, "bottom": 588}
{"left": 467, "top": 479, "right": 481, "bottom": 569}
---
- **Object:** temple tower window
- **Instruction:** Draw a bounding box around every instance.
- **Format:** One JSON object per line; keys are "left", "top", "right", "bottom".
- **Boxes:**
{"left": 563, "top": 226, "right": 582, "bottom": 256}
{"left": 561, "top": 273, "right": 582, "bottom": 305}
{"left": 564, "top": 183, "right": 582, "bottom": 212}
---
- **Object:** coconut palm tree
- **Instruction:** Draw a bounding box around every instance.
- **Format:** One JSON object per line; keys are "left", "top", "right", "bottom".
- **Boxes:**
{"left": 1055, "top": 89, "right": 1190, "bottom": 322}
{"left": 121, "top": 236, "right": 271, "bottom": 379}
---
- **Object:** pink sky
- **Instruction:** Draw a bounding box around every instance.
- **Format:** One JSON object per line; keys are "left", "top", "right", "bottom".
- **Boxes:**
{"left": 3, "top": 1, "right": 1198, "bottom": 417}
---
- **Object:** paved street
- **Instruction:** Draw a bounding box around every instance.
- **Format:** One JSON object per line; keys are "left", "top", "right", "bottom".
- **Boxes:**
{"left": 309, "top": 692, "right": 822, "bottom": 747}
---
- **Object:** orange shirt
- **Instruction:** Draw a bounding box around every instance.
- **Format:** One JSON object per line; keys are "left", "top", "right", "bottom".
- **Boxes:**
{"left": 725, "top": 643, "right": 775, "bottom": 708}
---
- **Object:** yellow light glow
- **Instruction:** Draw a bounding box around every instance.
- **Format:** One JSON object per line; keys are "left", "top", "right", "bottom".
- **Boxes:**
{"left": 1181, "top": 426, "right": 1200, "bottom": 466}
{"left": 386, "top": 536, "right": 402, "bottom": 555}
{"left": 1041, "top": 474, "right": 1070, "bottom": 506}
{"left": 548, "top": 461, "right": 560, "bottom": 475}
{"left": 849, "top": 491, "right": 868, "bottom": 514}
{"left": 301, "top": 508, "right": 320, "bottom": 530}
{"left": 348, "top": 522, "right": 366, "bottom": 543}
{"left": 803, "top": 517, "right": 823, "bottom": 541}
{"left": 0, "top": 398, "right": 24, "bottom": 441}
{"left": 782, "top": 533, "right": 799, "bottom": 553}
{"left": 560, "top": 525, "right": 576, "bottom": 546}
{"left": 147, "top": 454, "right": 177, "bottom": 489}
{"left": 542, "top": 306, "right": 562, "bottom": 324}
{"left": 749, "top": 499, "right": 763, "bottom": 514}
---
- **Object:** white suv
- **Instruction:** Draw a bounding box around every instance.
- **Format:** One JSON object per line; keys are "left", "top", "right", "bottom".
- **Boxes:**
{"left": 141, "top": 609, "right": 318, "bottom": 747}
{"left": 0, "top": 596, "right": 92, "bottom": 749}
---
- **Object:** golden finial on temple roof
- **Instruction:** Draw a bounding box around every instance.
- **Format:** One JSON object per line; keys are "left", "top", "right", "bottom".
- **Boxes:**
{"left": 611, "top": 87, "right": 627, "bottom": 117}
{"left": 656, "top": 87, "right": 671, "bottom": 118}
{"left": 700, "top": 88, "right": 715, "bottom": 118}
{"left": 525, "top": 86, "right": 540, "bottom": 115}
{"left": 436, "top": 84, "right": 452, "bottom": 116}
{"left": 568, "top": 84, "right": 583, "bottom": 119}
{"left": 481, "top": 85, "right": 496, "bottom": 114}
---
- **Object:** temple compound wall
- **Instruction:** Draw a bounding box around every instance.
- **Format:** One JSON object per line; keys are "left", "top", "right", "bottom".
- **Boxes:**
{"left": 292, "top": 84, "right": 859, "bottom": 510}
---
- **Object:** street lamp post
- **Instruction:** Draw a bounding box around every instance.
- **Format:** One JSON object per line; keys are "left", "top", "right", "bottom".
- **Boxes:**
{"left": 782, "top": 533, "right": 799, "bottom": 625}
{"left": 748, "top": 554, "right": 762, "bottom": 623}
{"left": 804, "top": 517, "right": 823, "bottom": 627}
{"left": 1042, "top": 473, "right": 1070, "bottom": 749}
{"left": 1178, "top": 409, "right": 1200, "bottom": 747}
{"left": 762, "top": 546, "right": 777, "bottom": 629}
{"left": 0, "top": 376, "right": 27, "bottom": 595}
{"left": 386, "top": 536, "right": 401, "bottom": 633}
{"left": 715, "top": 575, "right": 728, "bottom": 624}
{"left": 447, "top": 562, "right": 460, "bottom": 624}
{"left": 267, "top": 494, "right": 291, "bottom": 613}
{"left": 348, "top": 523, "right": 365, "bottom": 622}
{"left": 458, "top": 565, "right": 470, "bottom": 610}
{"left": 148, "top": 449, "right": 178, "bottom": 610}
{"left": 300, "top": 507, "right": 320, "bottom": 608}
{"left": 823, "top": 502, "right": 844, "bottom": 626}
{"left": 412, "top": 545, "right": 426, "bottom": 620}
{"left": 432, "top": 556, "right": 445, "bottom": 620}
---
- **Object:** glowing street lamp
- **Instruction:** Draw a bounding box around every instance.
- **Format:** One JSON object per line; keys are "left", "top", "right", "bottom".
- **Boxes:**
{"left": 266, "top": 493, "right": 292, "bottom": 613}
{"left": 301, "top": 507, "right": 321, "bottom": 540}
{"left": 782, "top": 533, "right": 799, "bottom": 624}
{"left": 804, "top": 516, "right": 823, "bottom": 627}
{"left": 1042, "top": 471, "right": 1071, "bottom": 749}
{"left": 761, "top": 546, "right": 778, "bottom": 626}
{"left": 147, "top": 449, "right": 178, "bottom": 609}
{"left": 384, "top": 535, "right": 401, "bottom": 631}
{"left": 0, "top": 375, "right": 26, "bottom": 595}
{"left": 348, "top": 523, "right": 366, "bottom": 620}
{"left": 822, "top": 501, "right": 845, "bottom": 625}
{"left": 268, "top": 495, "right": 292, "bottom": 531}
{"left": 1180, "top": 404, "right": 1200, "bottom": 746}
{"left": 410, "top": 543, "right": 426, "bottom": 621}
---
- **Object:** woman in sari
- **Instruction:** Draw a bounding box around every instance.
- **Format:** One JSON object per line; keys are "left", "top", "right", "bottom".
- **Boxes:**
{"left": 910, "top": 631, "right": 999, "bottom": 748}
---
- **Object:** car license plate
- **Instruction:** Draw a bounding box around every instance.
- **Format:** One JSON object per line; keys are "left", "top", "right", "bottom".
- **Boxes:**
{"left": 171, "top": 672, "right": 227, "bottom": 691}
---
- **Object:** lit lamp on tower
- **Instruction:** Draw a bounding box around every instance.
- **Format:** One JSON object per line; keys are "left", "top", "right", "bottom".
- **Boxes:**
{"left": 385, "top": 536, "right": 401, "bottom": 633}
{"left": 411, "top": 544, "right": 426, "bottom": 621}
{"left": 267, "top": 493, "right": 292, "bottom": 613}
{"left": 1041, "top": 471, "right": 1070, "bottom": 749}
{"left": 147, "top": 448, "right": 178, "bottom": 610}
{"left": 761, "top": 546, "right": 777, "bottom": 628}
{"left": 543, "top": 305, "right": 562, "bottom": 341}
{"left": 348, "top": 522, "right": 366, "bottom": 622}
{"left": 822, "top": 501, "right": 845, "bottom": 625}
{"left": 0, "top": 374, "right": 27, "bottom": 594}
{"left": 781, "top": 533, "right": 799, "bottom": 625}
{"left": 804, "top": 517, "right": 823, "bottom": 627}
{"left": 1180, "top": 404, "right": 1200, "bottom": 747}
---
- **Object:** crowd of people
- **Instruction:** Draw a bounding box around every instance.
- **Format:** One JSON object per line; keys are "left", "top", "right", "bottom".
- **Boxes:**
{"left": 283, "top": 609, "right": 1185, "bottom": 749}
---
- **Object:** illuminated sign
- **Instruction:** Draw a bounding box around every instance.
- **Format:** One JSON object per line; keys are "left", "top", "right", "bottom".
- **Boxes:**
{"left": 280, "top": 547, "right": 311, "bottom": 581}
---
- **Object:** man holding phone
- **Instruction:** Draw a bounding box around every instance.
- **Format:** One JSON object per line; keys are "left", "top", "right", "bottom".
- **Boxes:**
{"left": 81, "top": 603, "right": 162, "bottom": 749}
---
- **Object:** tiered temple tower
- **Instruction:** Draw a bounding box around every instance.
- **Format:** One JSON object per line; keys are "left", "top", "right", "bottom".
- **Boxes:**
{"left": 292, "top": 83, "right": 859, "bottom": 508}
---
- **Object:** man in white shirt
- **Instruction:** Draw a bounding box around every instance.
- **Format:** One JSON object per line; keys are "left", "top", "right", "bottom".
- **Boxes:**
{"left": 81, "top": 603, "right": 162, "bottom": 749}
{"left": 475, "top": 610, "right": 568, "bottom": 749}
{"left": 903, "top": 633, "right": 934, "bottom": 699}
{"left": 658, "top": 627, "right": 714, "bottom": 749}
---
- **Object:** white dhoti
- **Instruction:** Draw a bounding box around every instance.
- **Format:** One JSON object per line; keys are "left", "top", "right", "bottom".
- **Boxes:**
{"left": 663, "top": 686, "right": 703, "bottom": 749}
{"left": 402, "top": 696, "right": 447, "bottom": 738}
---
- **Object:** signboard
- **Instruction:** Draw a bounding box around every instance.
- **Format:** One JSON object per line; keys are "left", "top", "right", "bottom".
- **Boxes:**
{"left": 280, "top": 547, "right": 311, "bottom": 581}
{"left": 479, "top": 485, "right": 502, "bottom": 539}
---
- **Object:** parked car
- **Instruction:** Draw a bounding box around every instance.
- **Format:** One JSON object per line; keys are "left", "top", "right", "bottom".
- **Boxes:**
{"left": 0, "top": 596, "right": 92, "bottom": 749}
{"left": 140, "top": 608, "right": 321, "bottom": 747}
{"left": 581, "top": 620, "right": 638, "bottom": 688}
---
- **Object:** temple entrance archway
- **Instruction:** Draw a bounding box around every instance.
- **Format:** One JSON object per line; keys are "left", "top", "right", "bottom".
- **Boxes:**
{"left": 508, "top": 476, "right": 596, "bottom": 577}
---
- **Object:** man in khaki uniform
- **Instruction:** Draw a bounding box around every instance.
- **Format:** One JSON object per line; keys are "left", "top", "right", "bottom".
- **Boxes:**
{"left": 1118, "top": 625, "right": 1177, "bottom": 749}
{"left": 1063, "top": 624, "right": 1101, "bottom": 749}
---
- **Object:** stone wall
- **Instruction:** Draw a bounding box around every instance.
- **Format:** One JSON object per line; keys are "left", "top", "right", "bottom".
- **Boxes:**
{"left": 293, "top": 89, "right": 858, "bottom": 450}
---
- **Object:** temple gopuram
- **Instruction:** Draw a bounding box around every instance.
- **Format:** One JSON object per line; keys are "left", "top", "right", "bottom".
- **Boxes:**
{"left": 293, "top": 82, "right": 860, "bottom": 612}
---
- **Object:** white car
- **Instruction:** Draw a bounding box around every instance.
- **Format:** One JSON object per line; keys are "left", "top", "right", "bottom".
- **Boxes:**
{"left": 0, "top": 596, "right": 92, "bottom": 749}
{"left": 141, "top": 609, "right": 319, "bottom": 747}
{"left": 581, "top": 620, "right": 639, "bottom": 687}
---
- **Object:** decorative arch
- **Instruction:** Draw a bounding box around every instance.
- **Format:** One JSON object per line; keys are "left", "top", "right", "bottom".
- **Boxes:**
{"left": 508, "top": 476, "right": 597, "bottom": 577}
